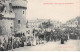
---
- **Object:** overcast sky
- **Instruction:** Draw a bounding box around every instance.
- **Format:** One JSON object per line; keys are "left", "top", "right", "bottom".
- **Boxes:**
{"left": 26, "top": 0, "right": 80, "bottom": 23}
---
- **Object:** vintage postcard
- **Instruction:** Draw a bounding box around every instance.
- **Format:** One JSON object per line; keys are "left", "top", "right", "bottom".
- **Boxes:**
{"left": 0, "top": 0, "right": 80, "bottom": 51}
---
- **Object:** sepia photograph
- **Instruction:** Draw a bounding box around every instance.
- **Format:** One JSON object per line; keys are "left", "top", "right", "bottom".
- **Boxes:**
{"left": 0, "top": 0, "right": 80, "bottom": 51}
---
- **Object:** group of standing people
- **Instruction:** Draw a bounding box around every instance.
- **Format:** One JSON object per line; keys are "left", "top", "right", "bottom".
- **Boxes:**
{"left": 0, "top": 36, "right": 13, "bottom": 51}
{"left": 43, "top": 30, "right": 68, "bottom": 43}
{"left": 0, "top": 35, "right": 25, "bottom": 51}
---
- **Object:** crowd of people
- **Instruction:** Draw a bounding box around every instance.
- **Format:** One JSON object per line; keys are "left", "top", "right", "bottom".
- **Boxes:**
{"left": 0, "top": 33, "right": 26, "bottom": 51}
{"left": 37, "top": 28, "right": 80, "bottom": 44}
{"left": 0, "top": 28, "right": 80, "bottom": 51}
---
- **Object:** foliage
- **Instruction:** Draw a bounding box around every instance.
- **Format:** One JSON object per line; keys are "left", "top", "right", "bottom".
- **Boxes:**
{"left": 39, "top": 20, "right": 53, "bottom": 29}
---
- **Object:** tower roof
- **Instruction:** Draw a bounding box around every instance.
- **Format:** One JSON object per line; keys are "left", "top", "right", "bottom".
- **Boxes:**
{"left": 11, "top": 0, "right": 27, "bottom": 8}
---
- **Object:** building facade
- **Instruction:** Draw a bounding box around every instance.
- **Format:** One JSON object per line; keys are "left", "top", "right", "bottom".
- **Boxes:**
{"left": 0, "top": 0, "right": 15, "bottom": 37}
{"left": 66, "top": 19, "right": 78, "bottom": 28}
{"left": 0, "top": 0, "right": 27, "bottom": 36}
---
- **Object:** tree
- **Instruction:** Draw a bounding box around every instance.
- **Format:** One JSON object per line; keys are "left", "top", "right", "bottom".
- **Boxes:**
{"left": 39, "top": 20, "right": 53, "bottom": 29}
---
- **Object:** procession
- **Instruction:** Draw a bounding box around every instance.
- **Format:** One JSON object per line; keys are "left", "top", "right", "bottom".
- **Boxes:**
{"left": 0, "top": 27, "right": 80, "bottom": 51}
{"left": 0, "top": 0, "right": 80, "bottom": 51}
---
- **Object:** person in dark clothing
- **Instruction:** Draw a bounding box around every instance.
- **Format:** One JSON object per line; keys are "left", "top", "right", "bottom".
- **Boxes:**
{"left": 8, "top": 37, "right": 12, "bottom": 50}
{"left": 0, "top": 45, "right": 4, "bottom": 51}
{"left": 61, "top": 36, "right": 65, "bottom": 44}
{"left": 0, "top": 39, "right": 4, "bottom": 51}
{"left": 3, "top": 38, "right": 8, "bottom": 51}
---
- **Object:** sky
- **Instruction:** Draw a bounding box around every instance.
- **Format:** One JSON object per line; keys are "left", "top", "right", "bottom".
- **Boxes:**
{"left": 26, "top": 0, "right": 80, "bottom": 23}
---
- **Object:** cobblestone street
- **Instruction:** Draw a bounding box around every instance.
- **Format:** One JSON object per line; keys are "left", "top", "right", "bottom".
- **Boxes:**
{"left": 12, "top": 40, "right": 80, "bottom": 51}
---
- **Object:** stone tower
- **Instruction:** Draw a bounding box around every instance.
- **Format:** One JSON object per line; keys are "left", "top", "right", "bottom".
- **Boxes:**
{"left": 11, "top": 0, "right": 27, "bottom": 34}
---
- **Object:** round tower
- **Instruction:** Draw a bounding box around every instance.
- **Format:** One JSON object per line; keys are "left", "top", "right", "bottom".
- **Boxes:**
{"left": 12, "top": 0, "right": 27, "bottom": 34}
